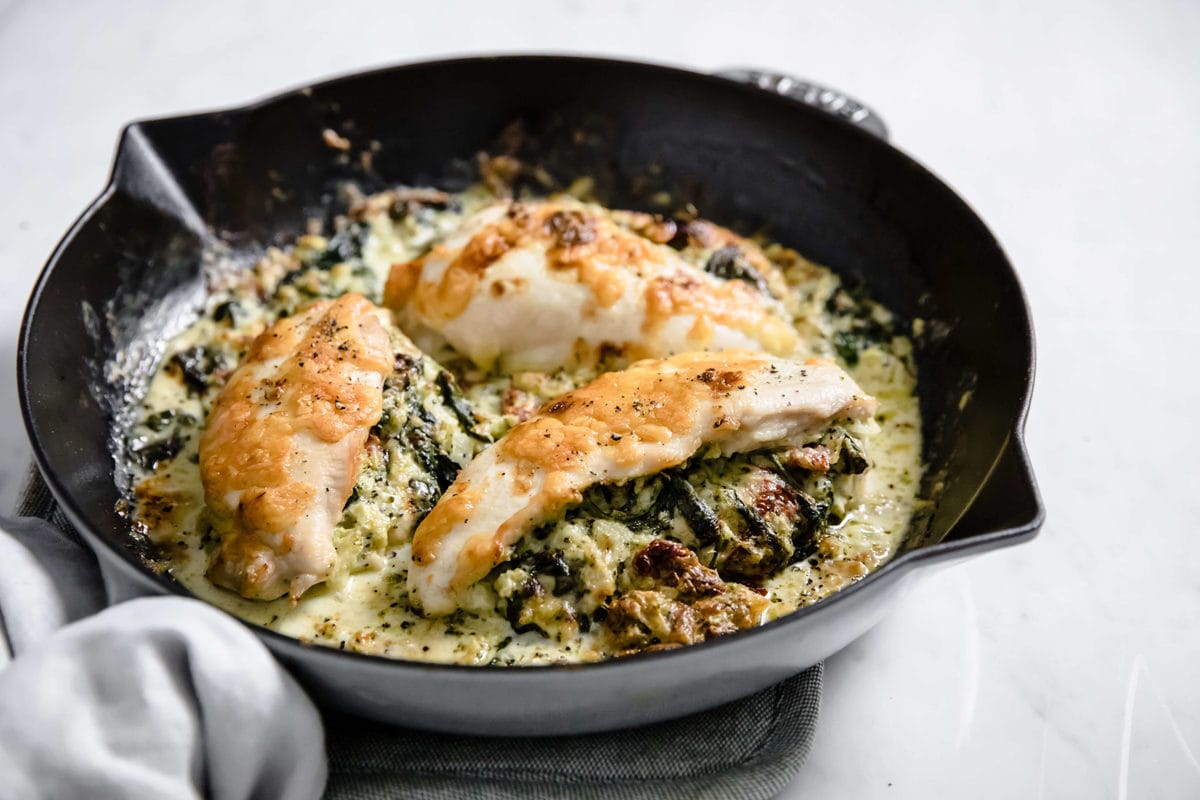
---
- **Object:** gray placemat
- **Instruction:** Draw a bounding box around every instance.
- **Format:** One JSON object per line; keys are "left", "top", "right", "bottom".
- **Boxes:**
{"left": 18, "top": 468, "right": 821, "bottom": 800}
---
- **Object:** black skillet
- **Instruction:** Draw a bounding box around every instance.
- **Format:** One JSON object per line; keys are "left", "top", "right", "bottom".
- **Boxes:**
{"left": 19, "top": 56, "right": 1043, "bottom": 735}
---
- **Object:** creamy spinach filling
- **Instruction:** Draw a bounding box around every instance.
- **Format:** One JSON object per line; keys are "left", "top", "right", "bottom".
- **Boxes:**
{"left": 124, "top": 184, "right": 925, "bottom": 665}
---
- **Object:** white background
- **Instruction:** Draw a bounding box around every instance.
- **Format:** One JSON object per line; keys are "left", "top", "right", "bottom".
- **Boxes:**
{"left": 1, "top": 1, "right": 1197, "bottom": 797}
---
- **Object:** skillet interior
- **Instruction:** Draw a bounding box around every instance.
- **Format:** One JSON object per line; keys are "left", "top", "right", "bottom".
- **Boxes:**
{"left": 19, "top": 56, "right": 1041, "bottom": 730}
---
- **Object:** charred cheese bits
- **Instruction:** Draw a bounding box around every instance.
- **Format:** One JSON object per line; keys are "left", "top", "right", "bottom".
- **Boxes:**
{"left": 408, "top": 351, "right": 876, "bottom": 615}
{"left": 383, "top": 199, "right": 799, "bottom": 371}
{"left": 199, "top": 294, "right": 393, "bottom": 600}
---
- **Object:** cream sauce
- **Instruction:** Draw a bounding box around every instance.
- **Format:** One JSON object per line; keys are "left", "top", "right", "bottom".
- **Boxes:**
{"left": 126, "top": 185, "right": 925, "bottom": 665}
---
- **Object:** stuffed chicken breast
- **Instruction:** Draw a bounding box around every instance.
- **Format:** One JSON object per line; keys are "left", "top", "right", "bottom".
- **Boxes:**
{"left": 409, "top": 351, "right": 876, "bottom": 615}
{"left": 127, "top": 176, "right": 923, "bottom": 665}
{"left": 383, "top": 199, "right": 799, "bottom": 371}
{"left": 199, "top": 294, "right": 393, "bottom": 601}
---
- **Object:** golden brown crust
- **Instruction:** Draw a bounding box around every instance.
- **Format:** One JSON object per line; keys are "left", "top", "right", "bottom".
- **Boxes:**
{"left": 408, "top": 351, "right": 726, "bottom": 574}
{"left": 642, "top": 272, "right": 795, "bottom": 354}
{"left": 387, "top": 200, "right": 665, "bottom": 324}
{"left": 382, "top": 259, "right": 423, "bottom": 311}
{"left": 383, "top": 199, "right": 799, "bottom": 368}
{"left": 199, "top": 294, "right": 392, "bottom": 600}
{"left": 409, "top": 351, "right": 877, "bottom": 608}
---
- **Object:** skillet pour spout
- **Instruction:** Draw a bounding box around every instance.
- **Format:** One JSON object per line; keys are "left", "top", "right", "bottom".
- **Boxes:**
{"left": 19, "top": 55, "right": 1042, "bottom": 735}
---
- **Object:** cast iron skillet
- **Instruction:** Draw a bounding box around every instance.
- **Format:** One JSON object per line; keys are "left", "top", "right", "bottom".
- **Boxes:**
{"left": 19, "top": 56, "right": 1043, "bottom": 735}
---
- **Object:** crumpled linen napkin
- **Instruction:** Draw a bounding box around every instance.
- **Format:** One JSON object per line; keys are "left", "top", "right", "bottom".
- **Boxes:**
{"left": 0, "top": 471, "right": 822, "bottom": 800}
{"left": 0, "top": 514, "right": 327, "bottom": 800}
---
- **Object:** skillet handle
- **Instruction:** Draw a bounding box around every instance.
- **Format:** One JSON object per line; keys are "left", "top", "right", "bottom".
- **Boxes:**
{"left": 946, "top": 434, "right": 1045, "bottom": 544}
{"left": 715, "top": 68, "right": 889, "bottom": 141}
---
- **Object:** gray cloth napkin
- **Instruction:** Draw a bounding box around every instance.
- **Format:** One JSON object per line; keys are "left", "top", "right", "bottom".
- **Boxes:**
{"left": 1, "top": 475, "right": 327, "bottom": 800}
{"left": 4, "top": 469, "right": 822, "bottom": 800}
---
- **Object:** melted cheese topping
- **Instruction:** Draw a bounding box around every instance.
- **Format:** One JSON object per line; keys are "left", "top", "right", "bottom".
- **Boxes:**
{"left": 384, "top": 199, "right": 798, "bottom": 370}
{"left": 124, "top": 183, "right": 926, "bottom": 665}
{"left": 410, "top": 352, "right": 876, "bottom": 614}
{"left": 199, "top": 294, "right": 393, "bottom": 600}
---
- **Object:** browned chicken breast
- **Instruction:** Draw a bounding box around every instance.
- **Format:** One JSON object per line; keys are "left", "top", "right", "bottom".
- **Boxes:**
{"left": 199, "top": 294, "right": 393, "bottom": 601}
{"left": 383, "top": 199, "right": 798, "bottom": 371}
{"left": 408, "top": 350, "right": 876, "bottom": 614}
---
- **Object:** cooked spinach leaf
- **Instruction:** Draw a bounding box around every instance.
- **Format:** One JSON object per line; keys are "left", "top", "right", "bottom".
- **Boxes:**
{"left": 435, "top": 372, "right": 491, "bottom": 443}
{"left": 704, "top": 246, "right": 772, "bottom": 296}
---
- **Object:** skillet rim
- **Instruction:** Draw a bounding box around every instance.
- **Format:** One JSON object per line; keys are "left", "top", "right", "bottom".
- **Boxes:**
{"left": 18, "top": 53, "right": 1044, "bottom": 676}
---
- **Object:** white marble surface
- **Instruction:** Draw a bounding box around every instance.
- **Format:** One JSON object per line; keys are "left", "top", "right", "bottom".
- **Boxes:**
{"left": 2, "top": 1, "right": 1197, "bottom": 797}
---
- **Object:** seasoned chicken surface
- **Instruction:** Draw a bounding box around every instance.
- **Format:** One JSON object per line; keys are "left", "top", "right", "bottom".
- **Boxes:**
{"left": 383, "top": 199, "right": 799, "bottom": 371}
{"left": 128, "top": 178, "right": 926, "bottom": 664}
{"left": 199, "top": 294, "right": 393, "bottom": 601}
{"left": 409, "top": 350, "right": 877, "bottom": 615}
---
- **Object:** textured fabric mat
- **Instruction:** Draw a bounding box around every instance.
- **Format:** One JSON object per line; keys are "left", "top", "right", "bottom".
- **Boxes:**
{"left": 19, "top": 468, "right": 821, "bottom": 800}
{"left": 322, "top": 666, "right": 821, "bottom": 800}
